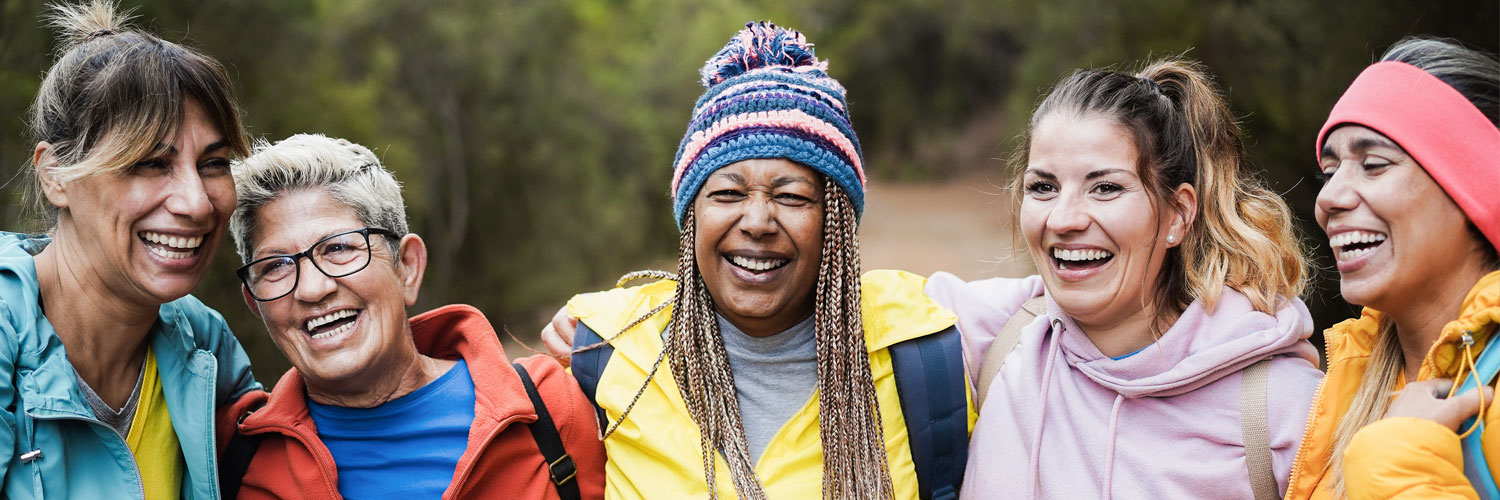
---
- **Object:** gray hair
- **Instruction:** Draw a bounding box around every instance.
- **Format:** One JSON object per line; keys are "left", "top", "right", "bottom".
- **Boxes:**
{"left": 229, "top": 134, "right": 409, "bottom": 262}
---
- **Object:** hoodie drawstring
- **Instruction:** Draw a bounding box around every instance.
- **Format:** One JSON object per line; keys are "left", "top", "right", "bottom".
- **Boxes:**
{"left": 1449, "top": 331, "right": 1488, "bottom": 439}
{"left": 1102, "top": 394, "right": 1124, "bottom": 500}
{"left": 1031, "top": 318, "right": 1065, "bottom": 497}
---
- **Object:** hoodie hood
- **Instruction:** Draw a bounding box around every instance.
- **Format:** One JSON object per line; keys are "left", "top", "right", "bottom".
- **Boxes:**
{"left": 1053, "top": 287, "right": 1319, "bottom": 398}
{"left": 929, "top": 273, "right": 1324, "bottom": 499}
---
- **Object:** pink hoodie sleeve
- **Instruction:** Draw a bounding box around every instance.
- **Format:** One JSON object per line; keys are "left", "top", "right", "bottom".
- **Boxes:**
{"left": 923, "top": 271, "right": 1046, "bottom": 383}
{"left": 1267, "top": 355, "right": 1324, "bottom": 495}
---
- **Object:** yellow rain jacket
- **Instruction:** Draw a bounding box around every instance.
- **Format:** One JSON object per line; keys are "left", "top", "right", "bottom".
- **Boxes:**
{"left": 565, "top": 270, "right": 973, "bottom": 499}
{"left": 1286, "top": 270, "right": 1500, "bottom": 500}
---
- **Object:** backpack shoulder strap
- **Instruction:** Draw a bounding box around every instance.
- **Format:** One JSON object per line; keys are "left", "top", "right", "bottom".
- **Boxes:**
{"left": 889, "top": 325, "right": 967, "bottom": 500}
{"left": 976, "top": 296, "right": 1046, "bottom": 410}
{"left": 218, "top": 401, "right": 266, "bottom": 500}
{"left": 1457, "top": 331, "right": 1500, "bottom": 498}
{"left": 570, "top": 322, "right": 613, "bottom": 430}
{"left": 1240, "top": 358, "right": 1276, "bottom": 500}
{"left": 513, "top": 362, "right": 581, "bottom": 500}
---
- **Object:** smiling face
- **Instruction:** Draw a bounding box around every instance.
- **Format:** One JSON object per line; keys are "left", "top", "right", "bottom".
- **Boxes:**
{"left": 692, "top": 158, "right": 825, "bottom": 336}
{"left": 244, "top": 189, "right": 427, "bottom": 391}
{"left": 41, "top": 98, "right": 234, "bottom": 307}
{"left": 1021, "top": 114, "right": 1191, "bottom": 332}
{"left": 1315, "top": 125, "right": 1488, "bottom": 310}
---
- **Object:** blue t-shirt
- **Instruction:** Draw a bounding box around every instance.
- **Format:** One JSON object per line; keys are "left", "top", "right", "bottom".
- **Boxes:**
{"left": 308, "top": 359, "right": 476, "bottom": 500}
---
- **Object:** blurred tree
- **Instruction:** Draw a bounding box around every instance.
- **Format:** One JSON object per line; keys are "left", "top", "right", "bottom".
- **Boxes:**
{"left": 0, "top": 0, "right": 1494, "bottom": 381}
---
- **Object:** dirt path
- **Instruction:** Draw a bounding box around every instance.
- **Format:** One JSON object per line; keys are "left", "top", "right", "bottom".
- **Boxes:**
{"left": 858, "top": 173, "right": 1036, "bottom": 281}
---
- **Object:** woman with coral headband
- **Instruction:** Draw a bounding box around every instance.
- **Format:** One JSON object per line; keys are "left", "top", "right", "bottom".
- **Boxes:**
{"left": 555, "top": 22, "right": 970, "bottom": 500}
{"left": 1284, "top": 37, "right": 1500, "bottom": 500}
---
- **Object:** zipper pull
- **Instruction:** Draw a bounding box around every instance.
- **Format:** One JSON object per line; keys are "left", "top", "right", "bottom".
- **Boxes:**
{"left": 19, "top": 449, "right": 42, "bottom": 463}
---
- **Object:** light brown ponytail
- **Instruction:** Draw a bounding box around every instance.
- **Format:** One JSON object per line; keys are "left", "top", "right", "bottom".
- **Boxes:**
{"left": 1140, "top": 59, "right": 1308, "bottom": 315}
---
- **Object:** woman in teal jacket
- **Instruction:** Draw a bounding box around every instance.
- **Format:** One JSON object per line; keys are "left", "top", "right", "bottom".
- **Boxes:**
{"left": 1, "top": 2, "right": 259, "bottom": 498}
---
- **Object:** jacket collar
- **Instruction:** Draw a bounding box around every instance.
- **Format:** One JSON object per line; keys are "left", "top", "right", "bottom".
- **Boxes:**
{"left": 1326, "top": 270, "right": 1500, "bottom": 379}
{"left": 0, "top": 233, "right": 205, "bottom": 420}
{"left": 241, "top": 304, "right": 535, "bottom": 431}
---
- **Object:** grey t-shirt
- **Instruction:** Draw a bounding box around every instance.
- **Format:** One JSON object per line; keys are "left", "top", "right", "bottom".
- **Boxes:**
{"left": 717, "top": 313, "right": 818, "bottom": 464}
{"left": 76, "top": 365, "right": 145, "bottom": 438}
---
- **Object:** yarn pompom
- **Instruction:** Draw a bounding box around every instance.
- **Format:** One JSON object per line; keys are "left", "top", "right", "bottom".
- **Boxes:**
{"left": 699, "top": 21, "right": 828, "bottom": 88}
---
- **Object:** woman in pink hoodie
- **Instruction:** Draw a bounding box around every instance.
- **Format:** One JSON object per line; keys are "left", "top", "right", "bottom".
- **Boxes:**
{"left": 925, "top": 58, "right": 1323, "bottom": 499}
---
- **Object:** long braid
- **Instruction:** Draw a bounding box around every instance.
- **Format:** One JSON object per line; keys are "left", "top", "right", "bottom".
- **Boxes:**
{"left": 815, "top": 179, "right": 893, "bottom": 499}
{"left": 670, "top": 208, "right": 767, "bottom": 500}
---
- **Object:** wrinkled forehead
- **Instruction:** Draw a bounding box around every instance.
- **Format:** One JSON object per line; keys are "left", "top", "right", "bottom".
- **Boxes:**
{"left": 250, "top": 188, "right": 364, "bottom": 256}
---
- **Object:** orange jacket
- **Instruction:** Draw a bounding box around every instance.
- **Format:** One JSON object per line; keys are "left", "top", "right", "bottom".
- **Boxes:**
{"left": 1286, "top": 271, "right": 1500, "bottom": 500}
{"left": 215, "top": 304, "right": 605, "bottom": 500}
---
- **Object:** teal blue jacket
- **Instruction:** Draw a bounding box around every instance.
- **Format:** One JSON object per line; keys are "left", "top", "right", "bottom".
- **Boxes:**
{"left": 0, "top": 233, "right": 260, "bottom": 499}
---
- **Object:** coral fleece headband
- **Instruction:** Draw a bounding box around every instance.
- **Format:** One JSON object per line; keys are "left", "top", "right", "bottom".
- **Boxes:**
{"left": 1317, "top": 61, "right": 1500, "bottom": 250}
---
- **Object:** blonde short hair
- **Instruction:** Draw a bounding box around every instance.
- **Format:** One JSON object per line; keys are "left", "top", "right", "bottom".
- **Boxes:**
{"left": 229, "top": 134, "right": 408, "bottom": 262}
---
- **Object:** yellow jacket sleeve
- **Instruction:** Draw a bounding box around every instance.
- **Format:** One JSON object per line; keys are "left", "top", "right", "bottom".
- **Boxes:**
{"left": 1344, "top": 417, "right": 1479, "bottom": 500}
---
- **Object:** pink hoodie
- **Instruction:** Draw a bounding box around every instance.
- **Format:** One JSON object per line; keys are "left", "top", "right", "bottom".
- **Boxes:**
{"left": 925, "top": 272, "right": 1322, "bottom": 499}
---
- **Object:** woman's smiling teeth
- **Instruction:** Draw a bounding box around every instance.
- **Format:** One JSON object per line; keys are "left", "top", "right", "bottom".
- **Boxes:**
{"left": 1330, "top": 230, "right": 1388, "bottom": 261}
{"left": 729, "top": 255, "right": 789, "bottom": 272}
{"left": 306, "top": 309, "right": 360, "bottom": 339}
{"left": 139, "top": 231, "right": 204, "bottom": 259}
{"left": 1053, "top": 247, "right": 1114, "bottom": 270}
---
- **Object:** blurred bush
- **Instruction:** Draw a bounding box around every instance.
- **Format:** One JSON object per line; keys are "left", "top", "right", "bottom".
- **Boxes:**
{"left": 1, "top": 0, "right": 1493, "bottom": 381}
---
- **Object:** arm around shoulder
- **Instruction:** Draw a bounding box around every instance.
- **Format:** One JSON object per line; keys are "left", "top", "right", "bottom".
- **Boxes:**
{"left": 176, "top": 296, "right": 261, "bottom": 405}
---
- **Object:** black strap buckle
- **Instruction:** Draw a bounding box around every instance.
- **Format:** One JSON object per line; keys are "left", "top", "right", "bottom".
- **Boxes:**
{"left": 548, "top": 453, "right": 577, "bottom": 485}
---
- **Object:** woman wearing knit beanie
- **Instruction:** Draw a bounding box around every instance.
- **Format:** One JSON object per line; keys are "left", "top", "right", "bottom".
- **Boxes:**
{"left": 558, "top": 22, "right": 970, "bottom": 499}
{"left": 1284, "top": 38, "right": 1500, "bottom": 500}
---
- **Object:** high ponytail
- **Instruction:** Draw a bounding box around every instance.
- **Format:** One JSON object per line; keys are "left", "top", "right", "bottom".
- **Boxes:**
{"left": 1010, "top": 57, "right": 1308, "bottom": 324}
{"left": 1140, "top": 59, "right": 1308, "bottom": 315}
{"left": 26, "top": 0, "right": 249, "bottom": 230}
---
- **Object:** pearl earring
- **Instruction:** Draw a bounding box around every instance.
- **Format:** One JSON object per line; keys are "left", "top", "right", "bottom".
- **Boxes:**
{"left": 1167, "top": 235, "right": 1176, "bottom": 244}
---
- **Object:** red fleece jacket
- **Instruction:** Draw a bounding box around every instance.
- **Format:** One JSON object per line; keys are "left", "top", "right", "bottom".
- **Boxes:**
{"left": 216, "top": 304, "right": 605, "bottom": 500}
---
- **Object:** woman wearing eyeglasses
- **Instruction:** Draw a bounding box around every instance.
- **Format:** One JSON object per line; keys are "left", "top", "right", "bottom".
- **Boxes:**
{"left": 215, "top": 134, "right": 604, "bottom": 500}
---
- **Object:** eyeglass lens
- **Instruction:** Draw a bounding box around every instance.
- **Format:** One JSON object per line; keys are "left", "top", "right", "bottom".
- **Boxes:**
{"left": 245, "top": 230, "right": 374, "bottom": 300}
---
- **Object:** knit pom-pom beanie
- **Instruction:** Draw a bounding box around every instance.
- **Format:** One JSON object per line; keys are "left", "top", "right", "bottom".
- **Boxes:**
{"left": 670, "top": 21, "right": 865, "bottom": 228}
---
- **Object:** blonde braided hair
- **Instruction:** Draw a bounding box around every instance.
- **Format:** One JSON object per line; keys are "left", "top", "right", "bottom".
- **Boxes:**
{"left": 576, "top": 179, "right": 893, "bottom": 499}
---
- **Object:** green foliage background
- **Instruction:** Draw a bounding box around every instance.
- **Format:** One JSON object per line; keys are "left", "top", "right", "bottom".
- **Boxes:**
{"left": 1, "top": 0, "right": 1495, "bottom": 383}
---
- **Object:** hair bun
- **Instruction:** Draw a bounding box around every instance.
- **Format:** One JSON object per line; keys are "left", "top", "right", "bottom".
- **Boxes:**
{"left": 699, "top": 21, "right": 827, "bottom": 88}
{"left": 47, "top": 0, "right": 135, "bottom": 49}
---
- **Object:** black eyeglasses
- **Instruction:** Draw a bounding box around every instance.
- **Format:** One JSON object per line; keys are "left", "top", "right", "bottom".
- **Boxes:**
{"left": 236, "top": 227, "right": 400, "bottom": 302}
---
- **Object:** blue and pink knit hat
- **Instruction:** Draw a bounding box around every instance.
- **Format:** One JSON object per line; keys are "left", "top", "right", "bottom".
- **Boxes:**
{"left": 670, "top": 21, "right": 866, "bottom": 227}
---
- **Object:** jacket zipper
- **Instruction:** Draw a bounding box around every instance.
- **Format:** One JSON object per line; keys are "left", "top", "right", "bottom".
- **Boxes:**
{"left": 28, "top": 413, "right": 147, "bottom": 500}
{"left": 444, "top": 415, "right": 522, "bottom": 499}
{"left": 1284, "top": 331, "right": 1335, "bottom": 497}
